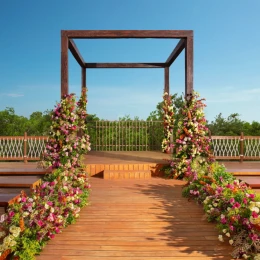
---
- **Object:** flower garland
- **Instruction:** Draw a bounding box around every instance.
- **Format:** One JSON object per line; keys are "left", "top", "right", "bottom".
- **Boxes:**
{"left": 0, "top": 89, "right": 91, "bottom": 259}
{"left": 167, "top": 91, "right": 214, "bottom": 179}
{"left": 182, "top": 162, "right": 260, "bottom": 259}
{"left": 43, "top": 91, "right": 91, "bottom": 169}
{"left": 161, "top": 92, "right": 175, "bottom": 153}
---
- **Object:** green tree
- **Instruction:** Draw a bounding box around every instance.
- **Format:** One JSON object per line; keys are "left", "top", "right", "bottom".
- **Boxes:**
{"left": 0, "top": 107, "right": 28, "bottom": 136}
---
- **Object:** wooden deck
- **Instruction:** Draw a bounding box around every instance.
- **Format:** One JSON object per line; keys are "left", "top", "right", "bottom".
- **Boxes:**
{"left": 36, "top": 177, "right": 233, "bottom": 260}
{"left": 0, "top": 152, "right": 259, "bottom": 259}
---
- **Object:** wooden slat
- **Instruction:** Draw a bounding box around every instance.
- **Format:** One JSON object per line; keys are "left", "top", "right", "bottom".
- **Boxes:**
{"left": 0, "top": 176, "right": 42, "bottom": 188}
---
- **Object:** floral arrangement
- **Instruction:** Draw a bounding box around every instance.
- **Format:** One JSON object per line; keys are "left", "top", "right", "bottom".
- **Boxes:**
{"left": 43, "top": 89, "right": 91, "bottom": 169}
{"left": 165, "top": 91, "right": 214, "bottom": 179}
{"left": 161, "top": 92, "right": 175, "bottom": 153}
{"left": 0, "top": 89, "right": 91, "bottom": 259}
{"left": 182, "top": 161, "right": 260, "bottom": 259}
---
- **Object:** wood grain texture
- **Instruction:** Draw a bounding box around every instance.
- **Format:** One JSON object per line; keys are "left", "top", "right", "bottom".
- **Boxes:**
{"left": 63, "top": 30, "right": 193, "bottom": 39}
{"left": 85, "top": 63, "right": 165, "bottom": 68}
{"left": 36, "top": 177, "right": 234, "bottom": 259}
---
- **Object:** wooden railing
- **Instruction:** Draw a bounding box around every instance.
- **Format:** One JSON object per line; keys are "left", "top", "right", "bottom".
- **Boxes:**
{"left": 1, "top": 130, "right": 260, "bottom": 162}
{"left": 0, "top": 132, "right": 48, "bottom": 163}
{"left": 87, "top": 120, "right": 164, "bottom": 151}
{"left": 210, "top": 132, "right": 260, "bottom": 161}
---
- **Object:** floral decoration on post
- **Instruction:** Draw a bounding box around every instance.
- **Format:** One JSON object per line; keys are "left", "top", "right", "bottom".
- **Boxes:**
{"left": 161, "top": 92, "right": 175, "bottom": 153}
{"left": 0, "top": 89, "right": 91, "bottom": 259}
{"left": 168, "top": 91, "right": 214, "bottom": 179}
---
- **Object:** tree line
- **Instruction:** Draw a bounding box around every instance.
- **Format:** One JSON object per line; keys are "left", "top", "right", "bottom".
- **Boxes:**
{"left": 1, "top": 96, "right": 260, "bottom": 136}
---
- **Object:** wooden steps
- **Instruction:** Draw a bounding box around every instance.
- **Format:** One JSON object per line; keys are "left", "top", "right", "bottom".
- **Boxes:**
{"left": 236, "top": 176, "right": 260, "bottom": 188}
{"left": 104, "top": 170, "right": 151, "bottom": 179}
{"left": 0, "top": 176, "right": 42, "bottom": 189}
{"left": 87, "top": 163, "right": 164, "bottom": 178}
{"left": 0, "top": 168, "right": 50, "bottom": 176}
{"left": 0, "top": 193, "right": 21, "bottom": 211}
{"left": 0, "top": 167, "right": 46, "bottom": 213}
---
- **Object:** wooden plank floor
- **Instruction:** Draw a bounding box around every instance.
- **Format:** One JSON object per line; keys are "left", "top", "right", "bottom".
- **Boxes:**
{"left": 36, "top": 177, "right": 234, "bottom": 260}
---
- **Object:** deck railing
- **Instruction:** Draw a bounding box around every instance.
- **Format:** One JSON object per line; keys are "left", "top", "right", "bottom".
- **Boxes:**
{"left": 87, "top": 120, "right": 164, "bottom": 151}
{"left": 0, "top": 132, "right": 48, "bottom": 163}
{"left": 210, "top": 132, "right": 260, "bottom": 161}
{"left": 1, "top": 129, "right": 260, "bottom": 162}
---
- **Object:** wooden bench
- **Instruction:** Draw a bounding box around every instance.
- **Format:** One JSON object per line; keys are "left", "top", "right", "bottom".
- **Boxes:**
{"left": 0, "top": 193, "right": 21, "bottom": 211}
{"left": 0, "top": 168, "right": 51, "bottom": 176}
{"left": 237, "top": 176, "right": 260, "bottom": 189}
{"left": 0, "top": 176, "right": 42, "bottom": 191}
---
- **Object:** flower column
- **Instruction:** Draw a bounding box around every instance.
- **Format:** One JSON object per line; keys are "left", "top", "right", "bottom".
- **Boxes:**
{"left": 161, "top": 92, "right": 175, "bottom": 153}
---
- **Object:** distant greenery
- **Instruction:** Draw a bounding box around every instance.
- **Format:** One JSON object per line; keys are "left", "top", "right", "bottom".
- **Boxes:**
{"left": 207, "top": 113, "right": 260, "bottom": 136}
{"left": 0, "top": 107, "right": 52, "bottom": 136}
{"left": 1, "top": 98, "right": 260, "bottom": 138}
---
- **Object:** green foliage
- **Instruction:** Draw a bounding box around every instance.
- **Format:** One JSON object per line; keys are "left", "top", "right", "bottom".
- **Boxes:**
{"left": 207, "top": 113, "right": 260, "bottom": 136}
{"left": 14, "top": 237, "right": 42, "bottom": 260}
{"left": 0, "top": 107, "right": 51, "bottom": 136}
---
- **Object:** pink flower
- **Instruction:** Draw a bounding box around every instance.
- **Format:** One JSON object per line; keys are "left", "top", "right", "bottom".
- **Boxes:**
{"left": 37, "top": 220, "right": 44, "bottom": 227}
{"left": 233, "top": 202, "right": 241, "bottom": 209}
{"left": 252, "top": 211, "right": 259, "bottom": 218}
{"left": 229, "top": 198, "right": 235, "bottom": 204}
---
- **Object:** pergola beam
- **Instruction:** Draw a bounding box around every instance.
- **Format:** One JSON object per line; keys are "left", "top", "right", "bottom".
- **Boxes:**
{"left": 85, "top": 63, "right": 166, "bottom": 69}
{"left": 63, "top": 30, "right": 193, "bottom": 39}
{"left": 69, "top": 39, "right": 85, "bottom": 68}
{"left": 61, "top": 30, "right": 194, "bottom": 98}
{"left": 166, "top": 38, "right": 185, "bottom": 66}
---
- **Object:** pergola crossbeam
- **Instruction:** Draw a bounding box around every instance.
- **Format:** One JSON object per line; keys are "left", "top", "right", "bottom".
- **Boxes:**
{"left": 166, "top": 38, "right": 185, "bottom": 66}
{"left": 85, "top": 63, "right": 166, "bottom": 69}
{"left": 68, "top": 39, "right": 85, "bottom": 68}
{"left": 63, "top": 30, "right": 193, "bottom": 39}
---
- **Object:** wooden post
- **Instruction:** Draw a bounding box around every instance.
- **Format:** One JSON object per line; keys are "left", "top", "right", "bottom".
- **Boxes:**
{"left": 82, "top": 67, "right": 86, "bottom": 90}
{"left": 240, "top": 132, "right": 244, "bottom": 163}
{"left": 61, "top": 31, "right": 69, "bottom": 97}
{"left": 23, "top": 132, "right": 27, "bottom": 164}
{"left": 185, "top": 36, "right": 194, "bottom": 99}
{"left": 164, "top": 67, "right": 169, "bottom": 94}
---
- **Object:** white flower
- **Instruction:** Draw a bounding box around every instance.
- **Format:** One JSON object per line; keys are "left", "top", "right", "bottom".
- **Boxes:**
{"left": 22, "top": 211, "right": 30, "bottom": 217}
{"left": 243, "top": 254, "right": 249, "bottom": 259}
{"left": 222, "top": 229, "right": 227, "bottom": 234}
{"left": 226, "top": 232, "right": 230, "bottom": 237}
{"left": 229, "top": 239, "right": 234, "bottom": 245}
{"left": 254, "top": 254, "right": 260, "bottom": 260}
{"left": 0, "top": 231, "right": 6, "bottom": 238}
{"left": 218, "top": 235, "right": 224, "bottom": 242}
{"left": 250, "top": 205, "right": 260, "bottom": 213}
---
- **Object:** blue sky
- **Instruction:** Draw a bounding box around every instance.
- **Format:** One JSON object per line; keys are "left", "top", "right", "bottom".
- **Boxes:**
{"left": 0, "top": 0, "right": 260, "bottom": 123}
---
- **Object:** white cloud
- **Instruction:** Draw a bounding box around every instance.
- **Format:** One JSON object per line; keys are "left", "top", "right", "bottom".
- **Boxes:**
{"left": 0, "top": 93, "right": 24, "bottom": 98}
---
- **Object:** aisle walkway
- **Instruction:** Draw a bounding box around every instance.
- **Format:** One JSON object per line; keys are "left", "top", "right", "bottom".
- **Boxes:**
{"left": 36, "top": 177, "right": 233, "bottom": 260}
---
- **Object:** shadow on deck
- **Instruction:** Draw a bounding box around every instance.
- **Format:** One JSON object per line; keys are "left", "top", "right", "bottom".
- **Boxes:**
{"left": 36, "top": 178, "right": 233, "bottom": 260}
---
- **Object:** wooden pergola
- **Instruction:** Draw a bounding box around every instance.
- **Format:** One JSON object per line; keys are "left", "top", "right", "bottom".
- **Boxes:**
{"left": 61, "top": 30, "right": 193, "bottom": 98}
